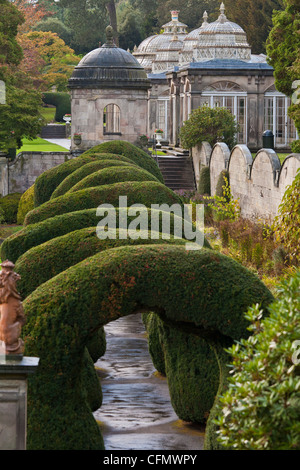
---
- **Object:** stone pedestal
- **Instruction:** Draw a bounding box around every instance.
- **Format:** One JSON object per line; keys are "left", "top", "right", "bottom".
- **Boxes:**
{"left": 0, "top": 356, "right": 39, "bottom": 450}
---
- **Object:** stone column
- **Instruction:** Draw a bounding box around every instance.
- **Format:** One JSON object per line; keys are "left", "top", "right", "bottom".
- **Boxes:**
{"left": 0, "top": 356, "right": 39, "bottom": 450}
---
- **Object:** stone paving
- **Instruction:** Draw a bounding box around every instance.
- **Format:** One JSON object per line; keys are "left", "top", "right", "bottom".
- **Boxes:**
{"left": 94, "top": 314, "right": 205, "bottom": 451}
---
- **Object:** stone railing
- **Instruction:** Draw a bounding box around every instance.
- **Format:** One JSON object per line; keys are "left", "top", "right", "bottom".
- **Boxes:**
{"left": 192, "top": 142, "right": 300, "bottom": 221}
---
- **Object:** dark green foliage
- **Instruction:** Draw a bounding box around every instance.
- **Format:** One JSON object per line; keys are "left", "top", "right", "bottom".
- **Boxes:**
{"left": 161, "top": 323, "right": 219, "bottom": 424}
{"left": 2, "top": 207, "right": 209, "bottom": 264}
{"left": 15, "top": 228, "right": 187, "bottom": 298}
{"left": 0, "top": 192, "right": 22, "bottom": 223}
{"left": 215, "top": 170, "right": 230, "bottom": 200}
{"left": 67, "top": 165, "right": 160, "bottom": 193}
{"left": 42, "top": 92, "right": 71, "bottom": 122}
{"left": 34, "top": 153, "right": 133, "bottom": 206}
{"left": 86, "top": 329, "right": 107, "bottom": 364}
{"left": 17, "top": 185, "right": 35, "bottom": 225}
{"left": 215, "top": 271, "right": 300, "bottom": 450}
{"left": 81, "top": 348, "right": 103, "bottom": 412}
{"left": 198, "top": 166, "right": 211, "bottom": 195}
{"left": 51, "top": 159, "right": 137, "bottom": 199}
{"left": 83, "top": 140, "right": 164, "bottom": 183}
{"left": 143, "top": 312, "right": 166, "bottom": 375}
{"left": 22, "top": 244, "right": 273, "bottom": 449}
{"left": 26, "top": 181, "right": 183, "bottom": 226}
{"left": 291, "top": 140, "right": 300, "bottom": 153}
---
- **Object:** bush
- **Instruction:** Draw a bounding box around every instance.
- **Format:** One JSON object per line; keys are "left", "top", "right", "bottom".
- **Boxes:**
{"left": 0, "top": 192, "right": 22, "bottom": 223}
{"left": 2, "top": 207, "right": 209, "bottom": 264}
{"left": 22, "top": 245, "right": 273, "bottom": 449}
{"left": 291, "top": 140, "right": 300, "bottom": 153}
{"left": 215, "top": 170, "right": 230, "bottom": 200}
{"left": 215, "top": 271, "right": 300, "bottom": 450}
{"left": 67, "top": 166, "right": 160, "bottom": 193}
{"left": 15, "top": 227, "right": 188, "bottom": 298}
{"left": 17, "top": 185, "right": 35, "bottom": 225}
{"left": 34, "top": 153, "right": 134, "bottom": 206}
{"left": 83, "top": 140, "right": 164, "bottom": 184}
{"left": 179, "top": 106, "right": 237, "bottom": 149}
{"left": 51, "top": 160, "right": 137, "bottom": 199}
{"left": 198, "top": 166, "right": 211, "bottom": 195}
{"left": 26, "top": 181, "right": 183, "bottom": 226}
{"left": 42, "top": 92, "right": 71, "bottom": 122}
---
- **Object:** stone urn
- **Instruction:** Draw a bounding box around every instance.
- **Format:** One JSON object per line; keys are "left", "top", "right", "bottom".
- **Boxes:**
{"left": 73, "top": 134, "right": 82, "bottom": 146}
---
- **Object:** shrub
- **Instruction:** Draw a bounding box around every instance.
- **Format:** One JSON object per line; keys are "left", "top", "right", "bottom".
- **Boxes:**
{"left": 273, "top": 168, "right": 300, "bottom": 264}
{"left": 25, "top": 181, "right": 184, "bottom": 226}
{"left": 17, "top": 185, "right": 35, "bottom": 225}
{"left": 198, "top": 166, "right": 211, "bottom": 195}
{"left": 51, "top": 160, "right": 137, "bottom": 199}
{"left": 215, "top": 170, "right": 230, "bottom": 200}
{"left": 34, "top": 153, "right": 134, "bottom": 206}
{"left": 215, "top": 271, "right": 300, "bottom": 450}
{"left": 22, "top": 245, "right": 273, "bottom": 449}
{"left": 179, "top": 106, "right": 237, "bottom": 149}
{"left": 42, "top": 92, "right": 71, "bottom": 122}
{"left": 2, "top": 207, "right": 209, "bottom": 263}
{"left": 0, "top": 192, "right": 22, "bottom": 223}
{"left": 291, "top": 140, "right": 300, "bottom": 153}
{"left": 67, "top": 166, "right": 160, "bottom": 193}
{"left": 83, "top": 140, "right": 164, "bottom": 183}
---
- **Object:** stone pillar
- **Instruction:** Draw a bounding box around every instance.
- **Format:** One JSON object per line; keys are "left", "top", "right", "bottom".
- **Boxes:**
{"left": 0, "top": 356, "right": 39, "bottom": 450}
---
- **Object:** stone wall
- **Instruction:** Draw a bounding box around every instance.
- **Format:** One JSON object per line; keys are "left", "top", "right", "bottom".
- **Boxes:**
{"left": 0, "top": 151, "right": 72, "bottom": 196}
{"left": 192, "top": 143, "right": 300, "bottom": 221}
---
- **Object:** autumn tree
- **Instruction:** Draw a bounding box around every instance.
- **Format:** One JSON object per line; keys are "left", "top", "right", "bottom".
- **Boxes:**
{"left": 18, "top": 31, "right": 80, "bottom": 91}
{"left": 0, "top": 0, "right": 44, "bottom": 152}
{"left": 11, "top": 0, "right": 52, "bottom": 33}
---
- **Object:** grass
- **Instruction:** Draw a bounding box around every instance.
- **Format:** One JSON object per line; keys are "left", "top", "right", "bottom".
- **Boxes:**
{"left": 17, "top": 137, "right": 69, "bottom": 153}
{"left": 252, "top": 152, "right": 291, "bottom": 165}
{"left": 40, "top": 106, "right": 56, "bottom": 124}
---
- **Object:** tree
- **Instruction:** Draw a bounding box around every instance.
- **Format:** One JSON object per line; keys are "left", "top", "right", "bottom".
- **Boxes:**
{"left": 33, "top": 17, "right": 73, "bottom": 47}
{"left": 224, "top": 0, "right": 284, "bottom": 54}
{"left": 266, "top": 0, "right": 300, "bottom": 140}
{"left": 11, "top": 0, "right": 52, "bottom": 33}
{"left": 18, "top": 31, "right": 80, "bottom": 91}
{"left": 0, "top": 0, "right": 44, "bottom": 151}
{"left": 179, "top": 106, "right": 237, "bottom": 149}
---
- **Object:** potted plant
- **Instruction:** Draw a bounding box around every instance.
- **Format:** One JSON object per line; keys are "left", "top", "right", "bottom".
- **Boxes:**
{"left": 73, "top": 133, "right": 82, "bottom": 145}
{"left": 155, "top": 128, "right": 164, "bottom": 146}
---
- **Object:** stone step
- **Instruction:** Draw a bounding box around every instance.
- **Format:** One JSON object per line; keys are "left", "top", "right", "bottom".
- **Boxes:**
{"left": 156, "top": 155, "right": 196, "bottom": 191}
{"left": 41, "top": 125, "right": 66, "bottom": 139}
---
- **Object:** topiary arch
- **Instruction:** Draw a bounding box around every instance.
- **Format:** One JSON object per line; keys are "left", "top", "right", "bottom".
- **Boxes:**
{"left": 2, "top": 140, "right": 274, "bottom": 450}
{"left": 22, "top": 244, "right": 273, "bottom": 450}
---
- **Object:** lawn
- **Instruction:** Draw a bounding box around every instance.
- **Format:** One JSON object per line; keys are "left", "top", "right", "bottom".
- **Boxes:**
{"left": 17, "top": 137, "right": 69, "bottom": 153}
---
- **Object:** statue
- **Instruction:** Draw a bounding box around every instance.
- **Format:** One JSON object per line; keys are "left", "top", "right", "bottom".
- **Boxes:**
{"left": 0, "top": 260, "right": 26, "bottom": 357}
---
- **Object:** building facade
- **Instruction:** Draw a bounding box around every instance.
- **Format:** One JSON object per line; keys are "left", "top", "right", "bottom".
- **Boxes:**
{"left": 134, "top": 3, "right": 297, "bottom": 151}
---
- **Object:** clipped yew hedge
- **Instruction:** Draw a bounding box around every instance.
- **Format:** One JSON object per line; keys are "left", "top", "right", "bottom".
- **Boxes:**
{"left": 25, "top": 181, "right": 183, "bottom": 226}
{"left": 17, "top": 185, "right": 35, "bottom": 225}
{"left": 34, "top": 153, "right": 135, "bottom": 207}
{"left": 2, "top": 207, "right": 209, "bottom": 264}
{"left": 83, "top": 140, "right": 164, "bottom": 184}
{"left": 22, "top": 245, "right": 274, "bottom": 450}
{"left": 51, "top": 159, "right": 137, "bottom": 199}
{"left": 67, "top": 166, "right": 160, "bottom": 194}
{"left": 15, "top": 228, "right": 187, "bottom": 299}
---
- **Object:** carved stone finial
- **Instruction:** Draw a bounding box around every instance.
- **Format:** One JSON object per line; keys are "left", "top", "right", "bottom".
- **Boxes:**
{"left": 219, "top": 2, "right": 227, "bottom": 23}
{"left": 105, "top": 25, "right": 114, "bottom": 46}
{"left": 203, "top": 11, "right": 208, "bottom": 23}
{"left": 0, "top": 260, "right": 26, "bottom": 358}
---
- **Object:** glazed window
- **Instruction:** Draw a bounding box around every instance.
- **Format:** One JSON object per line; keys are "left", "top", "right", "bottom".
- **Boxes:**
{"left": 103, "top": 104, "right": 121, "bottom": 134}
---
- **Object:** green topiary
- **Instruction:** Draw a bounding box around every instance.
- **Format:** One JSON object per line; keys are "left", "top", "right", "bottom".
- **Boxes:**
{"left": 2, "top": 207, "right": 209, "bottom": 264}
{"left": 34, "top": 153, "right": 134, "bottom": 207}
{"left": 17, "top": 185, "right": 35, "bottom": 225}
{"left": 198, "top": 166, "right": 211, "bottom": 195}
{"left": 66, "top": 166, "right": 160, "bottom": 193}
{"left": 42, "top": 92, "right": 71, "bottom": 122}
{"left": 22, "top": 245, "right": 273, "bottom": 450}
{"left": 215, "top": 271, "right": 300, "bottom": 450}
{"left": 81, "top": 348, "right": 103, "bottom": 412}
{"left": 51, "top": 159, "right": 137, "bottom": 199}
{"left": 83, "top": 140, "right": 164, "bottom": 184}
{"left": 142, "top": 312, "right": 166, "bottom": 375}
{"left": 0, "top": 192, "right": 22, "bottom": 223}
{"left": 26, "top": 181, "right": 184, "bottom": 226}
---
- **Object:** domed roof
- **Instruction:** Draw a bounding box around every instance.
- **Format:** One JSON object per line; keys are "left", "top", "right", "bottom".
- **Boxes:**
{"left": 68, "top": 26, "right": 151, "bottom": 90}
{"left": 133, "top": 11, "right": 188, "bottom": 73}
{"left": 180, "top": 3, "right": 251, "bottom": 64}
